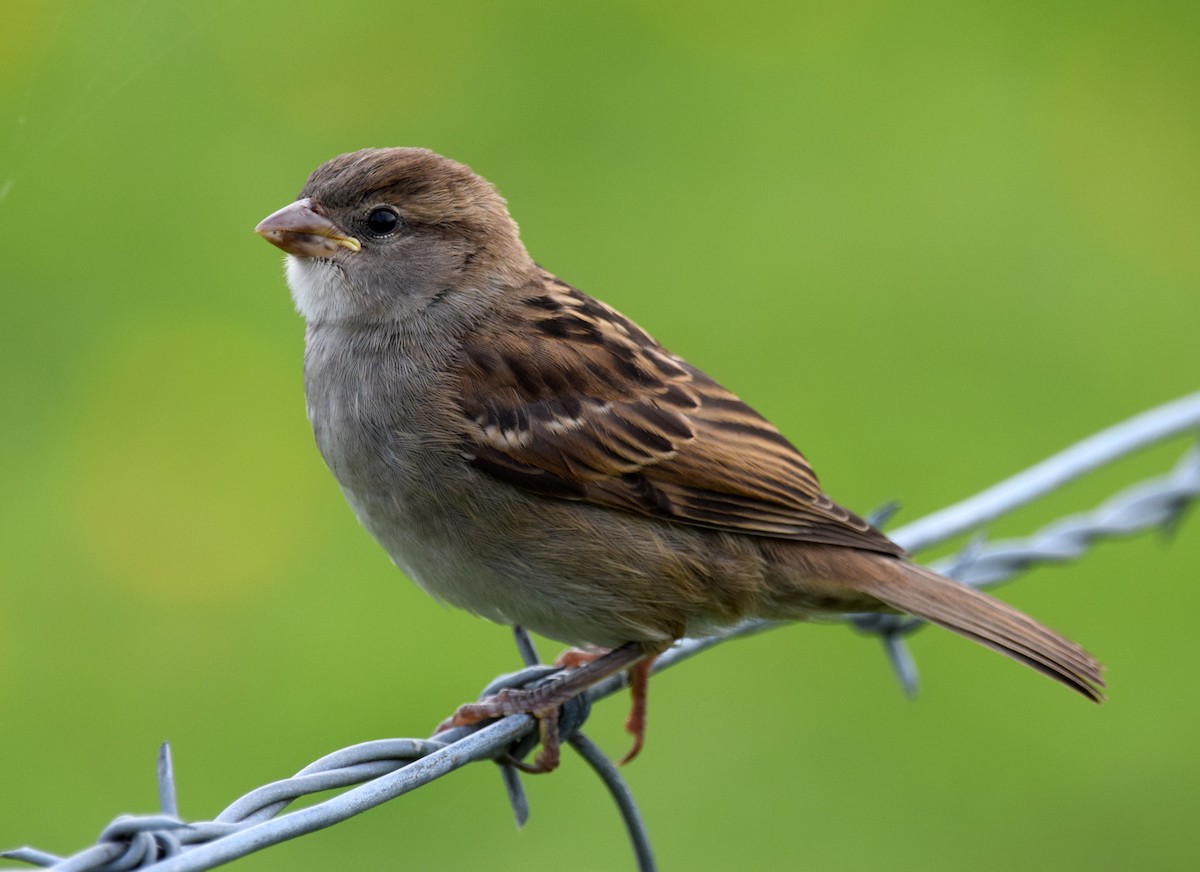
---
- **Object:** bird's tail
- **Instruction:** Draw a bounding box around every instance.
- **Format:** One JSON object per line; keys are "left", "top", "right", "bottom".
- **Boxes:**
{"left": 851, "top": 558, "right": 1104, "bottom": 701}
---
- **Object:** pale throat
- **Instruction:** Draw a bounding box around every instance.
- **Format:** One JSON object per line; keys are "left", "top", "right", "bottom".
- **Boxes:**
{"left": 285, "top": 255, "right": 358, "bottom": 324}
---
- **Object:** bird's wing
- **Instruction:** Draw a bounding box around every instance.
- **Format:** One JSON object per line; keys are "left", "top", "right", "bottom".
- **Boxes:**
{"left": 457, "top": 273, "right": 904, "bottom": 556}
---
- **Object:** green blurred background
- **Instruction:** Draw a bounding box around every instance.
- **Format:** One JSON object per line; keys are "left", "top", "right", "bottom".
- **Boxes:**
{"left": 2, "top": 1, "right": 1198, "bottom": 869}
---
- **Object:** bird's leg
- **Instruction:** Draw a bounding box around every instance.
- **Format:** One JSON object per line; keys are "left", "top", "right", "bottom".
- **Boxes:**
{"left": 554, "top": 645, "right": 661, "bottom": 766}
{"left": 617, "top": 656, "right": 655, "bottom": 765}
{"left": 438, "top": 641, "right": 662, "bottom": 773}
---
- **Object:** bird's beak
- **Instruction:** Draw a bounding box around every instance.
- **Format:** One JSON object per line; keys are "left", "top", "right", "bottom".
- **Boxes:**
{"left": 255, "top": 198, "right": 362, "bottom": 257}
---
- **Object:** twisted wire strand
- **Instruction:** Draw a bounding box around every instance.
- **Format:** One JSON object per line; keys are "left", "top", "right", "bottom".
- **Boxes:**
{"left": 4, "top": 393, "right": 1199, "bottom": 872}
{"left": 934, "top": 443, "right": 1200, "bottom": 589}
{"left": 892, "top": 391, "right": 1200, "bottom": 553}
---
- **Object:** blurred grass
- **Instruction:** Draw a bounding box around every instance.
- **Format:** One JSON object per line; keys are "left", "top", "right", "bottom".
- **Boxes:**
{"left": 1, "top": 1, "right": 1198, "bottom": 870}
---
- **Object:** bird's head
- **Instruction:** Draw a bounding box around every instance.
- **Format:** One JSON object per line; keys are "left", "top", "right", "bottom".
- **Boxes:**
{"left": 256, "top": 148, "right": 531, "bottom": 326}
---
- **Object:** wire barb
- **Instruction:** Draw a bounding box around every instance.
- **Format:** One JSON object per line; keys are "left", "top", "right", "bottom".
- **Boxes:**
{"left": 157, "top": 744, "right": 178, "bottom": 821}
{"left": 4, "top": 393, "right": 1199, "bottom": 872}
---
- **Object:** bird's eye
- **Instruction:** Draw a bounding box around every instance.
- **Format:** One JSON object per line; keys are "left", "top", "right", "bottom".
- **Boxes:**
{"left": 364, "top": 207, "right": 401, "bottom": 237}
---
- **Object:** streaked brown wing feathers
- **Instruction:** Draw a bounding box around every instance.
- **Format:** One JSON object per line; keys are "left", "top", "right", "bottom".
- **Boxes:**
{"left": 458, "top": 272, "right": 903, "bottom": 556}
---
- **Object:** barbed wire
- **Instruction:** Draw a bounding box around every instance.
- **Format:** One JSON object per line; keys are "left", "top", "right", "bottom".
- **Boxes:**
{"left": 5, "top": 391, "right": 1199, "bottom": 872}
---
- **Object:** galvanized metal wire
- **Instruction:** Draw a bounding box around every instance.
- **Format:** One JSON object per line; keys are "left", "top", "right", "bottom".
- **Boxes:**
{"left": 5, "top": 391, "right": 1199, "bottom": 872}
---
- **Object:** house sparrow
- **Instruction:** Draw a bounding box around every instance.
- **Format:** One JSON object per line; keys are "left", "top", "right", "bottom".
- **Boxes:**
{"left": 256, "top": 148, "right": 1103, "bottom": 772}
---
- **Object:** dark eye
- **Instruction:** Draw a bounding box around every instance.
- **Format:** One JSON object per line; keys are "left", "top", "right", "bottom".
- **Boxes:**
{"left": 364, "top": 207, "right": 401, "bottom": 237}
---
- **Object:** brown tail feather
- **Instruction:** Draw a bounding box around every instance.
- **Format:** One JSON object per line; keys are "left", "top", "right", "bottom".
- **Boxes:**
{"left": 851, "top": 559, "right": 1105, "bottom": 702}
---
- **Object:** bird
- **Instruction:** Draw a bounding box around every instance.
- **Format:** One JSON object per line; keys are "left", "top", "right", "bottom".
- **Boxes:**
{"left": 255, "top": 147, "right": 1103, "bottom": 772}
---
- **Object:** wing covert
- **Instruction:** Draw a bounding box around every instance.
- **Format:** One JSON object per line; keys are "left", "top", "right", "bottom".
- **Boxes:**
{"left": 458, "top": 273, "right": 903, "bottom": 557}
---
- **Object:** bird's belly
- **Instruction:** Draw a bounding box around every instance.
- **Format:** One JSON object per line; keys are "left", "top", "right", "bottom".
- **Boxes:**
{"left": 336, "top": 466, "right": 733, "bottom": 650}
{"left": 308, "top": 372, "right": 766, "bottom": 648}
